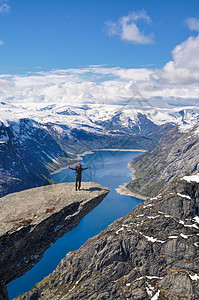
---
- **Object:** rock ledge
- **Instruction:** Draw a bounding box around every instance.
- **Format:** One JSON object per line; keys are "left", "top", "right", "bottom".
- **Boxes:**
{"left": 0, "top": 182, "right": 110, "bottom": 295}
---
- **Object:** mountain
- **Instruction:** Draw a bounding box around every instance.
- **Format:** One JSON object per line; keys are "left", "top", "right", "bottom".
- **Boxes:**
{"left": 127, "top": 125, "right": 199, "bottom": 197}
{"left": 2, "top": 103, "right": 199, "bottom": 299}
{"left": 0, "top": 119, "right": 68, "bottom": 197}
{"left": 18, "top": 175, "right": 199, "bottom": 299}
{"left": 15, "top": 120, "right": 199, "bottom": 300}
{"left": 1, "top": 101, "right": 199, "bottom": 197}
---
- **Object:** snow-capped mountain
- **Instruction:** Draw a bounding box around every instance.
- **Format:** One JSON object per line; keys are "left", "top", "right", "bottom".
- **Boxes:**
{"left": 1, "top": 101, "right": 199, "bottom": 131}
{"left": 0, "top": 118, "right": 68, "bottom": 197}
{"left": 1, "top": 101, "right": 199, "bottom": 197}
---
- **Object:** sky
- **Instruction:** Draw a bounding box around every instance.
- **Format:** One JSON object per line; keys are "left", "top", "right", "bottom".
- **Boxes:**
{"left": 0, "top": 0, "right": 199, "bottom": 106}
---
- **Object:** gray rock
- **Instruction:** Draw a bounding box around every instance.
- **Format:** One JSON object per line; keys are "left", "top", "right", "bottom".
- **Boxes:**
{"left": 0, "top": 182, "right": 110, "bottom": 291}
{"left": 127, "top": 125, "right": 199, "bottom": 197}
{"left": 20, "top": 179, "right": 199, "bottom": 299}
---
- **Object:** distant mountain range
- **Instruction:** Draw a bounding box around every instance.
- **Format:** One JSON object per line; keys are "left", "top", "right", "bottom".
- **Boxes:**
{"left": 1, "top": 101, "right": 199, "bottom": 196}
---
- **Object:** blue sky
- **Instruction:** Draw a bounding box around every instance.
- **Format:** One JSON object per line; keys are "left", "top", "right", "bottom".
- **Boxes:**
{"left": 1, "top": 0, "right": 199, "bottom": 73}
{"left": 1, "top": 0, "right": 199, "bottom": 106}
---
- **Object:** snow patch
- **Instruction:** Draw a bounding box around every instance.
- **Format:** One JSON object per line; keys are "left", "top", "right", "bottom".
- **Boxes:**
{"left": 189, "top": 273, "right": 199, "bottom": 281}
{"left": 126, "top": 283, "right": 131, "bottom": 287}
{"left": 180, "top": 233, "right": 188, "bottom": 239}
{"left": 146, "top": 276, "right": 164, "bottom": 280}
{"left": 184, "top": 223, "right": 199, "bottom": 229}
{"left": 182, "top": 173, "right": 199, "bottom": 183}
{"left": 143, "top": 234, "right": 166, "bottom": 243}
{"left": 143, "top": 204, "right": 153, "bottom": 208}
{"left": 146, "top": 286, "right": 153, "bottom": 297}
{"left": 147, "top": 216, "right": 159, "bottom": 219}
{"left": 116, "top": 227, "right": 124, "bottom": 235}
{"left": 194, "top": 216, "right": 199, "bottom": 224}
{"left": 177, "top": 193, "right": 191, "bottom": 200}
{"left": 69, "top": 285, "right": 75, "bottom": 292}
{"left": 151, "top": 290, "right": 160, "bottom": 300}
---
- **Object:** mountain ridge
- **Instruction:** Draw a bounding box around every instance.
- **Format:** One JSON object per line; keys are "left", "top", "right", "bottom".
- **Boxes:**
{"left": 18, "top": 177, "right": 199, "bottom": 299}
{"left": 127, "top": 125, "right": 199, "bottom": 198}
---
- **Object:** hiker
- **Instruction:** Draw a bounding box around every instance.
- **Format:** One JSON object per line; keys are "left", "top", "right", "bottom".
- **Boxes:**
{"left": 68, "top": 163, "right": 91, "bottom": 191}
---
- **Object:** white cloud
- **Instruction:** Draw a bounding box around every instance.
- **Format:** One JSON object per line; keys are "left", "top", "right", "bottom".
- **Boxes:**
{"left": 1, "top": 34, "right": 199, "bottom": 106}
{"left": 160, "top": 35, "right": 199, "bottom": 84}
{"left": 0, "top": 0, "right": 10, "bottom": 14}
{"left": 0, "top": 79, "right": 14, "bottom": 87}
{"left": 106, "top": 10, "right": 154, "bottom": 44}
{"left": 186, "top": 17, "right": 199, "bottom": 31}
{"left": 0, "top": 40, "right": 4, "bottom": 45}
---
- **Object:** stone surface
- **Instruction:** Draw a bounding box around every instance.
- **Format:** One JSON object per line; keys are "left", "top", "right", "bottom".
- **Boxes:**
{"left": 19, "top": 178, "right": 199, "bottom": 299}
{"left": 0, "top": 182, "right": 110, "bottom": 289}
{"left": 127, "top": 125, "right": 199, "bottom": 197}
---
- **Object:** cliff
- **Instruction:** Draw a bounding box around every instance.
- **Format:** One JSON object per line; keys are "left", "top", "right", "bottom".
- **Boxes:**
{"left": 0, "top": 182, "right": 110, "bottom": 298}
{"left": 0, "top": 119, "right": 70, "bottom": 198}
{"left": 18, "top": 177, "right": 199, "bottom": 299}
{"left": 127, "top": 125, "right": 199, "bottom": 198}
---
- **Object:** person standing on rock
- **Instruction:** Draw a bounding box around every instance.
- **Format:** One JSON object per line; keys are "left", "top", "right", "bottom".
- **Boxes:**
{"left": 68, "top": 163, "right": 91, "bottom": 191}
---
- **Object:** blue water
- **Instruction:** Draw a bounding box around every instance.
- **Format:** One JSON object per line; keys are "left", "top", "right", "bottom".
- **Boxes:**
{"left": 7, "top": 150, "right": 143, "bottom": 299}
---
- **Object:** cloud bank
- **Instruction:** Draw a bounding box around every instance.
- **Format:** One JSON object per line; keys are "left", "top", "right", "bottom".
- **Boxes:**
{"left": 1, "top": 32, "right": 199, "bottom": 107}
{"left": 106, "top": 10, "right": 154, "bottom": 44}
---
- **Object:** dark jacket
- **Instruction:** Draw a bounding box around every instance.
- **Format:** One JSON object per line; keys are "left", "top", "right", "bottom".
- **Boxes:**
{"left": 69, "top": 166, "right": 89, "bottom": 177}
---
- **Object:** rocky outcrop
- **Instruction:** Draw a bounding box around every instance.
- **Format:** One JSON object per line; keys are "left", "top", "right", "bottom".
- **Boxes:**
{"left": 0, "top": 182, "right": 110, "bottom": 297}
{"left": 19, "top": 178, "right": 199, "bottom": 299}
{"left": 127, "top": 125, "right": 199, "bottom": 197}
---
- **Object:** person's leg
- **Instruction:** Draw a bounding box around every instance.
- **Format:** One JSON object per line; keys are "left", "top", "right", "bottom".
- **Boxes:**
{"left": 76, "top": 176, "right": 78, "bottom": 191}
{"left": 79, "top": 177, "right": 81, "bottom": 190}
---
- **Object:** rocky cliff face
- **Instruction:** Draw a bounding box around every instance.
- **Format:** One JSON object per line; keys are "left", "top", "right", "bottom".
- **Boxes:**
{"left": 0, "top": 182, "right": 110, "bottom": 298}
{"left": 19, "top": 177, "right": 199, "bottom": 299}
{"left": 0, "top": 119, "right": 69, "bottom": 197}
{"left": 127, "top": 125, "right": 199, "bottom": 197}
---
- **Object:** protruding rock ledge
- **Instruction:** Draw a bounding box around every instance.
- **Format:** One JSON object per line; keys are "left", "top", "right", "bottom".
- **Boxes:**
{"left": 21, "top": 179, "right": 199, "bottom": 299}
{"left": 0, "top": 182, "right": 110, "bottom": 289}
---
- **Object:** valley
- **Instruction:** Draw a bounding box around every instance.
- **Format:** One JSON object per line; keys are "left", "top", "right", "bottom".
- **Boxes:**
{"left": 1, "top": 102, "right": 199, "bottom": 299}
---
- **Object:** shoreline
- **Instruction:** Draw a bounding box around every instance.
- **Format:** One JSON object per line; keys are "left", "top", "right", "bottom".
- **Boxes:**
{"left": 115, "top": 183, "right": 148, "bottom": 201}
{"left": 116, "top": 162, "right": 149, "bottom": 201}
{"left": 51, "top": 148, "right": 147, "bottom": 201}
{"left": 50, "top": 149, "right": 145, "bottom": 175}
{"left": 94, "top": 148, "right": 147, "bottom": 152}
{"left": 50, "top": 151, "right": 94, "bottom": 175}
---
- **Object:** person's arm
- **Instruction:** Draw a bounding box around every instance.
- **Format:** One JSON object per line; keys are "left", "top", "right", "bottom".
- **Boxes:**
{"left": 68, "top": 166, "right": 76, "bottom": 170}
{"left": 82, "top": 166, "right": 91, "bottom": 170}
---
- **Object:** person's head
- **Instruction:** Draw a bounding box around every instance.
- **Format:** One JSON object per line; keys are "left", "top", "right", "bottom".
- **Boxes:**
{"left": 77, "top": 163, "right": 81, "bottom": 169}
